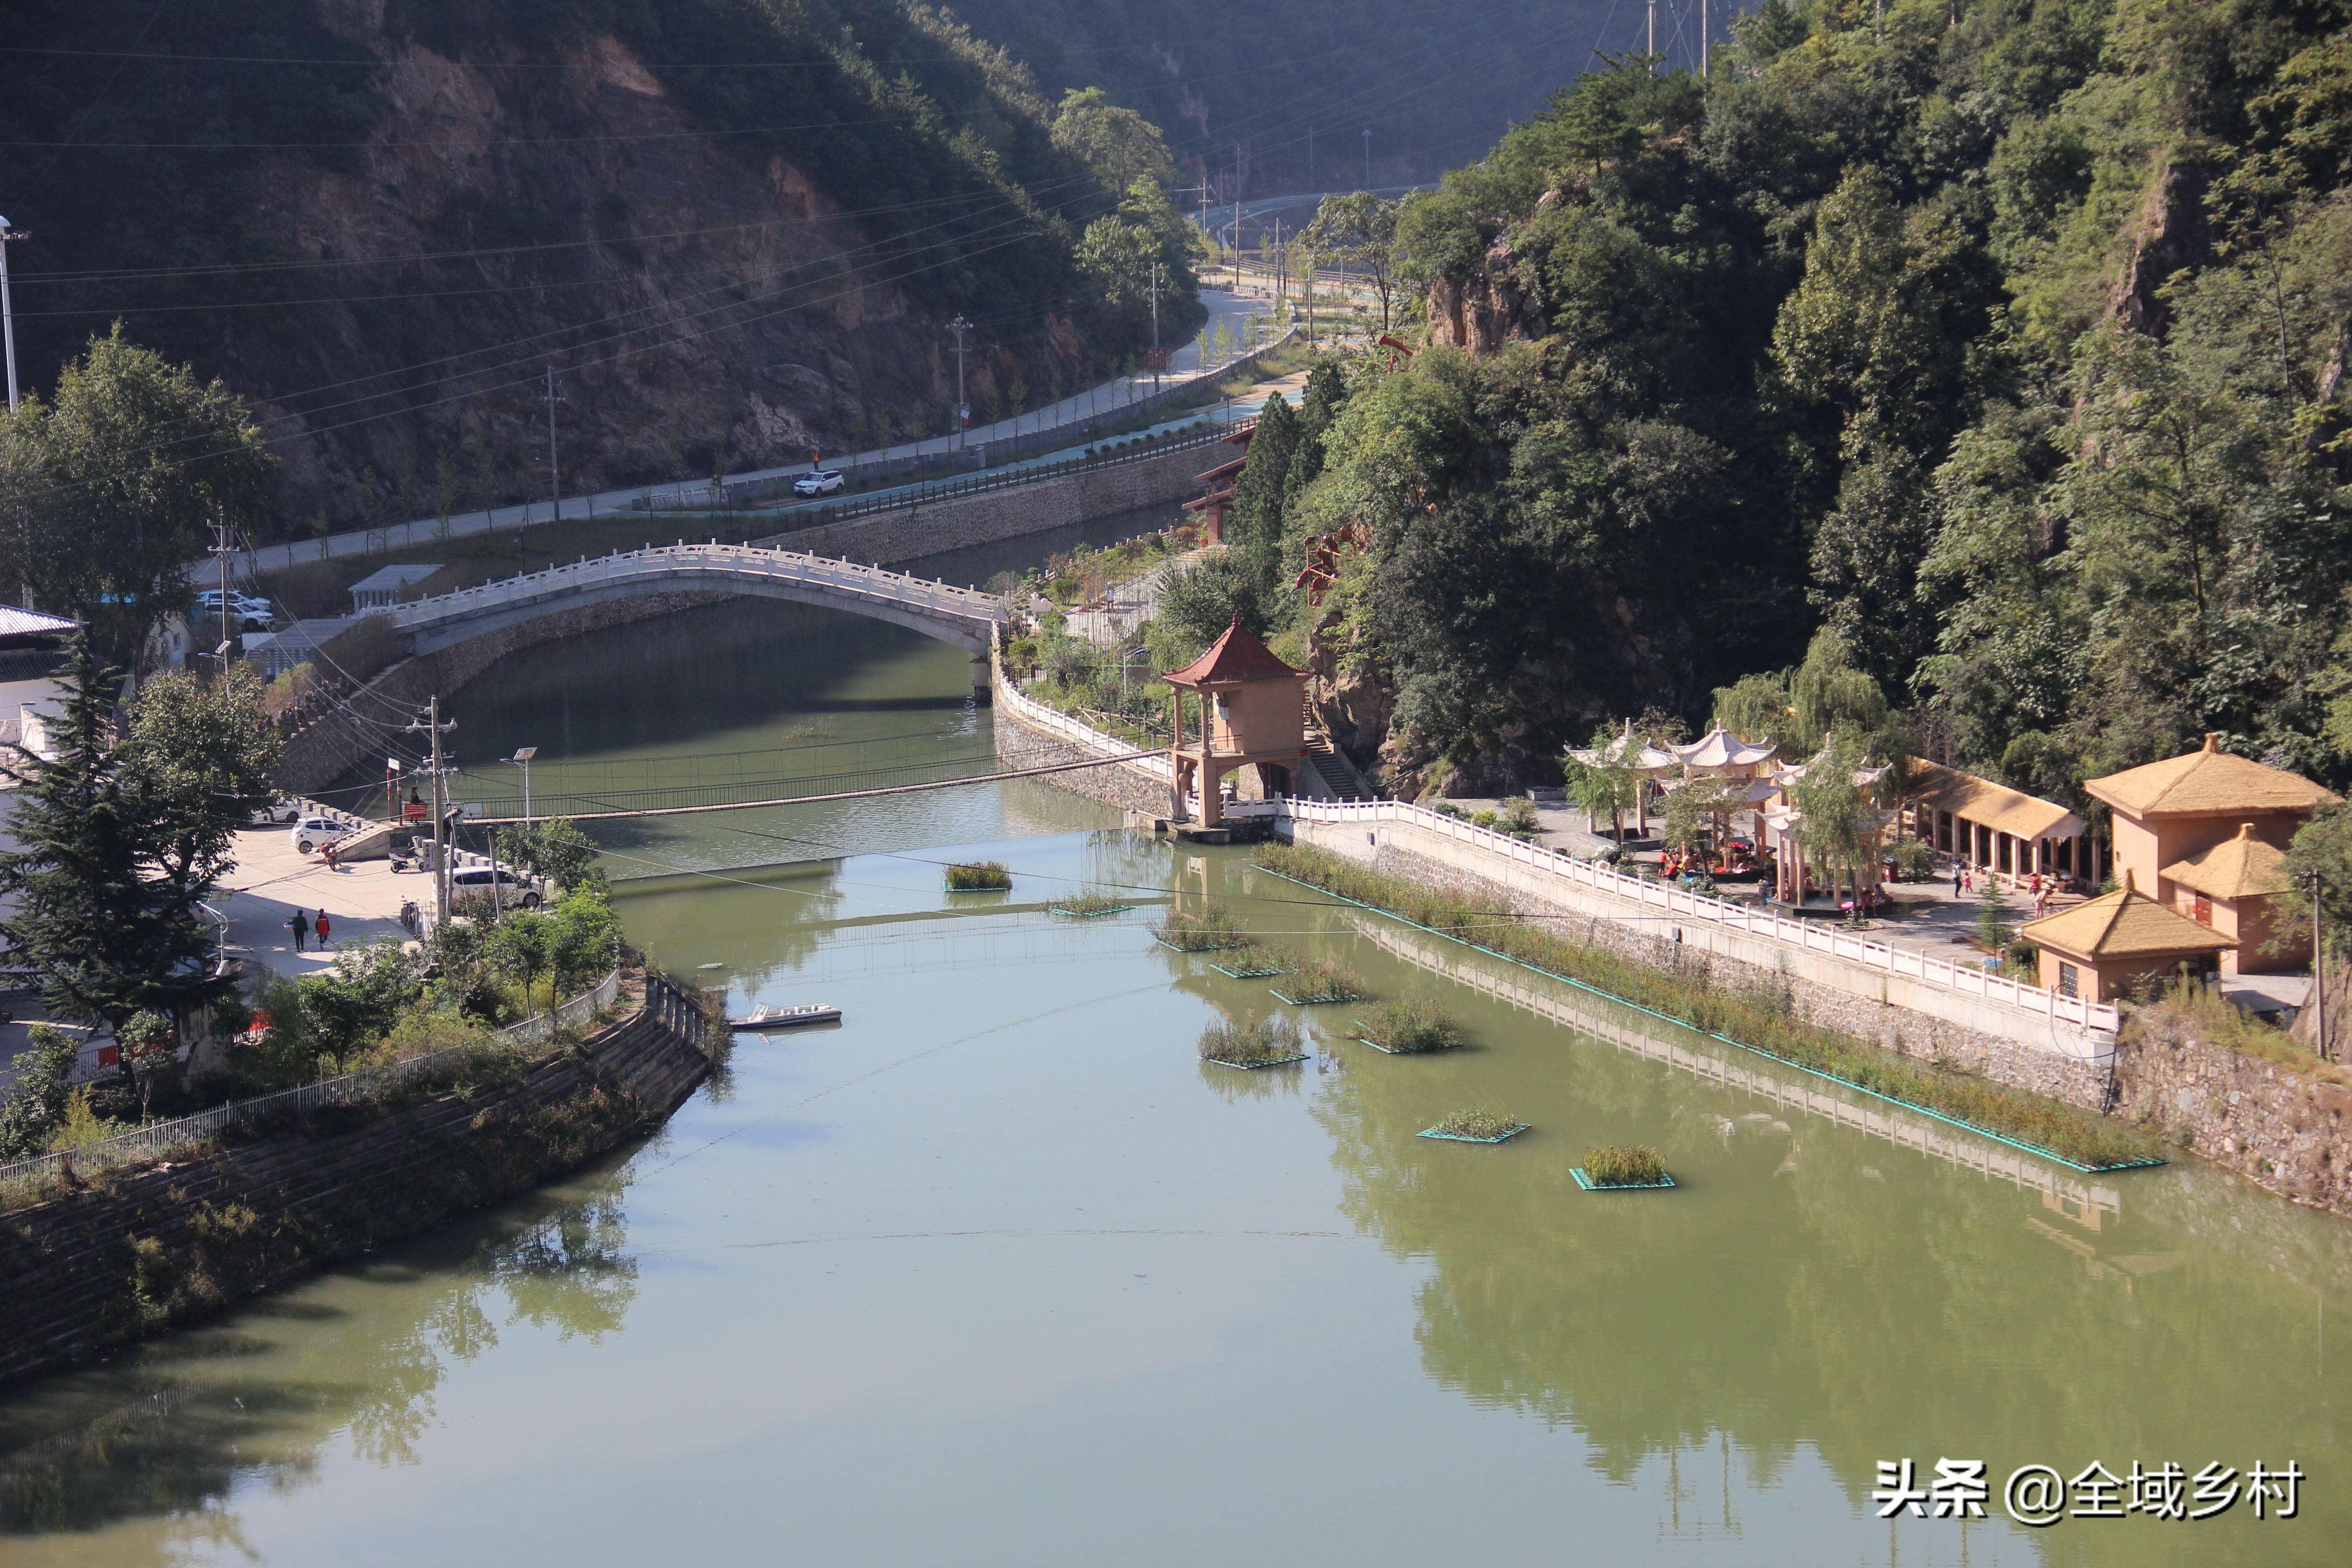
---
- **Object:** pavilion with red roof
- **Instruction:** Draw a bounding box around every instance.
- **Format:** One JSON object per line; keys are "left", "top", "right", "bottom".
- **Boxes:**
{"left": 1161, "top": 616, "right": 1308, "bottom": 825}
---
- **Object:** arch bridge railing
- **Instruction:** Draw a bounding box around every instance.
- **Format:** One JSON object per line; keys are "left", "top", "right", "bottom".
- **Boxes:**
{"left": 386, "top": 541, "right": 1009, "bottom": 637}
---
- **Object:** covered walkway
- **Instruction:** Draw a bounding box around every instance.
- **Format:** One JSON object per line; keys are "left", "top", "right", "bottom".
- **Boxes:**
{"left": 1906, "top": 762, "right": 2087, "bottom": 890}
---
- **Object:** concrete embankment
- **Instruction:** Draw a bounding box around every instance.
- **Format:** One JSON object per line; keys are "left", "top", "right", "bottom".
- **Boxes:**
{"left": 0, "top": 975, "right": 714, "bottom": 1390}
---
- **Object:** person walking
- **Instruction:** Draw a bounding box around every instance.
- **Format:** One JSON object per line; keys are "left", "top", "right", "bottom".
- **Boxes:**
{"left": 314, "top": 909, "right": 332, "bottom": 949}
{"left": 288, "top": 909, "right": 310, "bottom": 951}
{"left": 1952, "top": 864, "right": 1964, "bottom": 900}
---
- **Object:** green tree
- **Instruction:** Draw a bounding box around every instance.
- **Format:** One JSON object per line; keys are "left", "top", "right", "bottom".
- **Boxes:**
{"left": 0, "top": 632, "right": 227, "bottom": 1039}
{"left": 1304, "top": 192, "right": 1403, "bottom": 331}
{"left": 119, "top": 663, "right": 282, "bottom": 911}
{"left": 497, "top": 818, "right": 604, "bottom": 896}
{"left": 1050, "top": 87, "right": 1176, "bottom": 201}
{"left": 0, "top": 1026, "right": 82, "bottom": 1158}
{"left": 487, "top": 910, "right": 558, "bottom": 1014}
{"left": 0, "top": 326, "right": 273, "bottom": 664}
{"left": 297, "top": 940, "right": 422, "bottom": 1075}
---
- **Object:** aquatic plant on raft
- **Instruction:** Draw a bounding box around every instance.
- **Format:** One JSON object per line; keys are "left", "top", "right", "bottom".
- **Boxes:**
{"left": 1049, "top": 890, "right": 1132, "bottom": 917}
{"left": 945, "top": 861, "right": 1012, "bottom": 891}
{"left": 1581, "top": 1144, "right": 1667, "bottom": 1187}
{"left": 1425, "top": 1107, "right": 1527, "bottom": 1141}
{"left": 1198, "top": 1013, "right": 1307, "bottom": 1068}
{"left": 1272, "top": 957, "right": 1367, "bottom": 1004}
{"left": 1356, "top": 996, "right": 1463, "bottom": 1053}
{"left": 1153, "top": 905, "right": 1249, "bottom": 950}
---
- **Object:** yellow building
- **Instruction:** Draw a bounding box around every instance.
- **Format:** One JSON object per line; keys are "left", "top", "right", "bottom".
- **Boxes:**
{"left": 2161, "top": 823, "right": 2304, "bottom": 974}
{"left": 2019, "top": 873, "right": 2236, "bottom": 1003}
{"left": 2083, "top": 734, "right": 2337, "bottom": 971}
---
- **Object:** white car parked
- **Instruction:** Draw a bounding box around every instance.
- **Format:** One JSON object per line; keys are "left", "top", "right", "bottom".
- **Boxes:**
{"left": 791, "top": 468, "right": 845, "bottom": 496}
{"left": 289, "top": 816, "right": 347, "bottom": 855}
{"left": 197, "top": 589, "right": 277, "bottom": 632}
{"left": 250, "top": 795, "right": 302, "bottom": 826}
{"left": 450, "top": 866, "right": 543, "bottom": 907}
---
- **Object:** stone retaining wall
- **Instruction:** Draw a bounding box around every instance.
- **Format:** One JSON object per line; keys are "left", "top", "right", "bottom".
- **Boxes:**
{"left": 0, "top": 977, "right": 712, "bottom": 1389}
{"left": 2113, "top": 1018, "right": 2352, "bottom": 1215}
{"left": 276, "top": 589, "right": 726, "bottom": 792}
{"left": 756, "top": 441, "right": 1208, "bottom": 567}
{"left": 1339, "top": 838, "right": 2111, "bottom": 1110}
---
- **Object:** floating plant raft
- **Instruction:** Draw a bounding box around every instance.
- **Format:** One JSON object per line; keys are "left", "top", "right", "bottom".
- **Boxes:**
{"left": 1418, "top": 1108, "right": 1527, "bottom": 1143}
{"left": 1572, "top": 1167, "right": 1677, "bottom": 1190}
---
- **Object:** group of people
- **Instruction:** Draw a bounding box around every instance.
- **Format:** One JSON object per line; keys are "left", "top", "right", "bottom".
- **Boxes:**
{"left": 286, "top": 908, "right": 333, "bottom": 951}
{"left": 1950, "top": 864, "right": 2056, "bottom": 917}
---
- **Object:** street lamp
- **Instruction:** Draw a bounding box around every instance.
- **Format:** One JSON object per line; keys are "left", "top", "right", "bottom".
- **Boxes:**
{"left": 505, "top": 746, "right": 538, "bottom": 820}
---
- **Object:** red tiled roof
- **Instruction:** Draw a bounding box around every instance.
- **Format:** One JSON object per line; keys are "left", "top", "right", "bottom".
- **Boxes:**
{"left": 1163, "top": 616, "right": 1303, "bottom": 686}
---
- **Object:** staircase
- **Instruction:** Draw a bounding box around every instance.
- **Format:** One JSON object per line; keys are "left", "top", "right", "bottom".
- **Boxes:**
{"left": 1302, "top": 696, "right": 1375, "bottom": 801}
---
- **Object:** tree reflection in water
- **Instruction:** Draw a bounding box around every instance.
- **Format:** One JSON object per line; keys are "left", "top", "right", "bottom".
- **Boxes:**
{"left": 1304, "top": 917, "right": 2352, "bottom": 1549}
{"left": 0, "top": 1164, "right": 639, "bottom": 1538}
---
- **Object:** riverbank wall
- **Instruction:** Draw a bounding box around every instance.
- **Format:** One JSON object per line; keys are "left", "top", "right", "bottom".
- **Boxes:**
{"left": 0, "top": 975, "right": 713, "bottom": 1391}
{"left": 1269, "top": 801, "right": 2115, "bottom": 1108}
{"left": 986, "top": 639, "right": 1171, "bottom": 817}
{"left": 2112, "top": 1015, "right": 2352, "bottom": 1215}
{"left": 276, "top": 589, "right": 727, "bottom": 793}
{"left": 753, "top": 440, "right": 1207, "bottom": 565}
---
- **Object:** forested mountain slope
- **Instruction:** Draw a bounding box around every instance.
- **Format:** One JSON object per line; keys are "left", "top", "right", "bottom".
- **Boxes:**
{"left": 0, "top": 0, "right": 1202, "bottom": 533}
{"left": 1226, "top": 0, "right": 2352, "bottom": 801}
{"left": 938, "top": 0, "right": 1626, "bottom": 192}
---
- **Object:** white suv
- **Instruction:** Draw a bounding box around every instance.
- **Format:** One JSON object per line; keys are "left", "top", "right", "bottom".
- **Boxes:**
{"left": 197, "top": 590, "right": 277, "bottom": 632}
{"left": 451, "top": 866, "right": 544, "bottom": 907}
{"left": 791, "top": 468, "right": 845, "bottom": 496}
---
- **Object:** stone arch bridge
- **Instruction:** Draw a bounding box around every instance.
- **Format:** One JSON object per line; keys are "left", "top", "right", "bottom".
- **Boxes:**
{"left": 386, "top": 542, "right": 1008, "bottom": 659}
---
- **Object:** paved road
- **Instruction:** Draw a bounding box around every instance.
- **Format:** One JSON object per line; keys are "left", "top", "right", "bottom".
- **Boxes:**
{"left": 229, "top": 285, "right": 1278, "bottom": 580}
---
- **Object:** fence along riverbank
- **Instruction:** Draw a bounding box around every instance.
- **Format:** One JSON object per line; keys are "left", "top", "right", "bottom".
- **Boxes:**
{"left": 0, "top": 971, "right": 716, "bottom": 1390}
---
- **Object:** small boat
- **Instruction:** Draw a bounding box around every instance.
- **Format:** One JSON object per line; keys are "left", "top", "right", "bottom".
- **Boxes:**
{"left": 727, "top": 1003, "right": 842, "bottom": 1030}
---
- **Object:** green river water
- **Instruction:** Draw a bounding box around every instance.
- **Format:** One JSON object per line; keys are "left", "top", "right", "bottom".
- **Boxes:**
{"left": 2, "top": 600, "right": 2348, "bottom": 1566}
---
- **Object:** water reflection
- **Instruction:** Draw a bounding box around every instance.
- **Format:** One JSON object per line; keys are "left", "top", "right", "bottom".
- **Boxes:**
{"left": 0, "top": 1166, "right": 640, "bottom": 1539}
{"left": 1274, "top": 867, "right": 2352, "bottom": 1559}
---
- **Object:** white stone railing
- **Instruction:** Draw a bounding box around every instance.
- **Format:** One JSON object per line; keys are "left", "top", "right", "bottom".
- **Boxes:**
{"left": 990, "top": 630, "right": 1172, "bottom": 783}
{"left": 1262, "top": 797, "right": 2122, "bottom": 1038}
{"left": 387, "top": 541, "right": 1004, "bottom": 636}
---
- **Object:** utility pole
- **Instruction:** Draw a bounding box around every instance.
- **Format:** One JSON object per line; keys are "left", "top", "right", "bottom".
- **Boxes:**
{"left": 1648, "top": 0, "right": 1657, "bottom": 68}
{"left": 1307, "top": 126, "right": 1315, "bottom": 188}
{"left": 540, "top": 364, "right": 566, "bottom": 525}
{"left": 408, "top": 698, "right": 457, "bottom": 927}
{"left": 0, "top": 216, "right": 24, "bottom": 412}
{"left": 1150, "top": 260, "right": 1161, "bottom": 393}
{"left": 1702, "top": 0, "right": 1710, "bottom": 74}
{"left": 947, "top": 315, "right": 972, "bottom": 455}
{"left": 507, "top": 745, "right": 537, "bottom": 822}
{"left": 1233, "top": 142, "right": 1244, "bottom": 291}
{"left": 1362, "top": 127, "right": 1371, "bottom": 189}
{"left": 2316, "top": 870, "right": 2331, "bottom": 1061}
{"left": 211, "top": 512, "right": 235, "bottom": 666}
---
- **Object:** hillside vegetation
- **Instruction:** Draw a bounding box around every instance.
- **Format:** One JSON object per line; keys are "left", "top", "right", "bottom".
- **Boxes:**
{"left": 0, "top": 0, "right": 1203, "bottom": 530}
{"left": 1207, "top": 0, "right": 2352, "bottom": 803}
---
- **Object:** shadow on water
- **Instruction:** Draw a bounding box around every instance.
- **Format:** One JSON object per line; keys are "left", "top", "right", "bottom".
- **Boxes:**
{"left": 0, "top": 1152, "right": 647, "bottom": 1538}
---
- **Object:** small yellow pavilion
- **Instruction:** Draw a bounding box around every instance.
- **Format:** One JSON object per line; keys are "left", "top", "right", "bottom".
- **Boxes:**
{"left": 1163, "top": 617, "right": 1308, "bottom": 827}
{"left": 2019, "top": 871, "right": 2236, "bottom": 1003}
{"left": 2161, "top": 823, "right": 2303, "bottom": 974}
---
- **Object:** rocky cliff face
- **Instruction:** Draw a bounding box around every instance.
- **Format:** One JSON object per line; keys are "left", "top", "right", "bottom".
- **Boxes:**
{"left": 1, "top": 0, "right": 1110, "bottom": 534}
{"left": 239, "top": 29, "right": 1003, "bottom": 524}
{"left": 1424, "top": 233, "right": 1540, "bottom": 355}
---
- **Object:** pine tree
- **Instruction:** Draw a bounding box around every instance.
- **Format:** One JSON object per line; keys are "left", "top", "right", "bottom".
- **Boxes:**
{"left": 1228, "top": 391, "right": 1300, "bottom": 598}
{"left": 0, "top": 631, "right": 225, "bottom": 1038}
